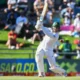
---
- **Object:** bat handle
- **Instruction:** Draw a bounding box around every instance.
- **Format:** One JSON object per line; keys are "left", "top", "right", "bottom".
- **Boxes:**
{"left": 40, "top": 15, "right": 44, "bottom": 22}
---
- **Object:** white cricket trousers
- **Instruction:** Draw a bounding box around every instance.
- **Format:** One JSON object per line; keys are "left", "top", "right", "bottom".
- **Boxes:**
{"left": 35, "top": 49, "right": 57, "bottom": 76}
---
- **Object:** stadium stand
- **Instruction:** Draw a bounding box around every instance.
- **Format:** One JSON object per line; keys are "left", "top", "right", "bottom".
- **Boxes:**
{"left": 0, "top": 0, "right": 80, "bottom": 59}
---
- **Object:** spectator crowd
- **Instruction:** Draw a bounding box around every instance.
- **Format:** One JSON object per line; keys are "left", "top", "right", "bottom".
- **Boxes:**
{"left": 0, "top": 0, "right": 80, "bottom": 59}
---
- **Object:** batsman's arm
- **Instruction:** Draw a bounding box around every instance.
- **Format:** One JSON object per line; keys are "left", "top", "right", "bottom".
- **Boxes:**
{"left": 40, "top": 0, "right": 48, "bottom": 21}
{"left": 41, "top": 26, "right": 59, "bottom": 39}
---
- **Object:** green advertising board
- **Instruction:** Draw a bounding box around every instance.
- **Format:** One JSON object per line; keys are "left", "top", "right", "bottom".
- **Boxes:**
{"left": 56, "top": 59, "right": 79, "bottom": 73}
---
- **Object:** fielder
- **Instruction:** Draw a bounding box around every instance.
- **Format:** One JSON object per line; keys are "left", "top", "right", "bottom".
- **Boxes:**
{"left": 35, "top": 0, "right": 66, "bottom": 77}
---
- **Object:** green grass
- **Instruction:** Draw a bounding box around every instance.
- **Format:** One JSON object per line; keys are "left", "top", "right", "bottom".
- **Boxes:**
{"left": 0, "top": 29, "right": 80, "bottom": 59}
{"left": 0, "top": 29, "right": 38, "bottom": 58}
{"left": 0, "top": 76, "right": 80, "bottom": 80}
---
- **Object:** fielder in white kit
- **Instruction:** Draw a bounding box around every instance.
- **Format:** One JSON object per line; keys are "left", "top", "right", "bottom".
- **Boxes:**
{"left": 35, "top": 0, "right": 66, "bottom": 77}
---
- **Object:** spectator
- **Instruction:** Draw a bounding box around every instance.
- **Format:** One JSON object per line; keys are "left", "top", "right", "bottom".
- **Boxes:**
{"left": 60, "top": 6, "right": 74, "bottom": 19}
{"left": 27, "top": 30, "right": 42, "bottom": 44}
{"left": 6, "top": 29, "right": 24, "bottom": 49}
{"left": 22, "top": 23, "right": 42, "bottom": 43}
{"left": 67, "top": 0, "right": 76, "bottom": 9}
{"left": 34, "top": 0, "right": 44, "bottom": 19}
{"left": 59, "top": 38, "right": 72, "bottom": 59}
{"left": 76, "top": 40, "right": 80, "bottom": 59}
{"left": 17, "top": 0, "right": 28, "bottom": 12}
{"left": 4, "top": 14, "right": 16, "bottom": 30}
{"left": 15, "top": 12, "right": 28, "bottom": 36}
{"left": 16, "top": 12, "right": 28, "bottom": 25}
{"left": 59, "top": 8, "right": 74, "bottom": 35}
{"left": 27, "top": 8, "right": 37, "bottom": 26}
{"left": 59, "top": 0, "right": 68, "bottom": 11}
{"left": 7, "top": 0, "right": 17, "bottom": 10}
{"left": 24, "top": 24, "right": 44, "bottom": 44}
{"left": 47, "top": 0, "right": 55, "bottom": 14}
{"left": 59, "top": 0, "right": 70, "bottom": 18}
{"left": 72, "top": 13, "right": 80, "bottom": 37}
{"left": 7, "top": 9, "right": 19, "bottom": 20}
{"left": 48, "top": 0, "right": 54, "bottom": 10}
{"left": 65, "top": 7, "right": 74, "bottom": 19}
{"left": 63, "top": 12, "right": 71, "bottom": 26}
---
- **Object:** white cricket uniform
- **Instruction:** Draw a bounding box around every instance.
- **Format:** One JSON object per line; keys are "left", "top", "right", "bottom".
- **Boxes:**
{"left": 35, "top": 26, "right": 59, "bottom": 76}
{"left": 37, "top": 27, "right": 59, "bottom": 51}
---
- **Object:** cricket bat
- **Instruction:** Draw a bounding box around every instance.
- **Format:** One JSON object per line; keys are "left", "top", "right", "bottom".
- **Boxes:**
{"left": 40, "top": 0, "right": 48, "bottom": 21}
{"left": 35, "top": 0, "right": 48, "bottom": 30}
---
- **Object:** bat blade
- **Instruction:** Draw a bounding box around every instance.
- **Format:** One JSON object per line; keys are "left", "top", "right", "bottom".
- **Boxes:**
{"left": 40, "top": 0, "right": 48, "bottom": 21}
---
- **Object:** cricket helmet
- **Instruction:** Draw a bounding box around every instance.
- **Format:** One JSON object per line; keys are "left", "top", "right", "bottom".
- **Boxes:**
{"left": 52, "top": 22, "right": 59, "bottom": 28}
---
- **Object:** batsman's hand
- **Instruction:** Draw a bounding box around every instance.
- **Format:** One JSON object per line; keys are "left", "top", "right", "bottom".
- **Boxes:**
{"left": 35, "top": 20, "right": 43, "bottom": 30}
{"left": 44, "top": 0, "right": 48, "bottom": 4}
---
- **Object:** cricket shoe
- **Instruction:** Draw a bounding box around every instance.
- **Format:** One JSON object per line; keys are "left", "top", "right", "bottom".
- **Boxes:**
{"left": 38, "top": 72, "right": 45, "bottom": 77}
{"left": 55, "top": 72, "right": 67, "bottom": 77}
{"left": 49, "top": 66, "right": 66, "bottom": 76}
{"left": 38, "top": 75, "right": 45, "bottom": 77}
{"left": 62, "top": 72, "right": 67, "bottom": 77}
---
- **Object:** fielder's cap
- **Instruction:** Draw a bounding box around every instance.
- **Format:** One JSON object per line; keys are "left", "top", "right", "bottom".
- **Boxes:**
{"left": 52, "top": 22, "right": 59, "bottom": 28}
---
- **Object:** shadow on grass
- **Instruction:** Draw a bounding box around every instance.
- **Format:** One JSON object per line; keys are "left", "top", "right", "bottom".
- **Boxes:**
{"left": 22, "top": 43, "right": 33, "bottom": 48}
{"left": 0, "top": 40, "right": 6, "bottom": 44}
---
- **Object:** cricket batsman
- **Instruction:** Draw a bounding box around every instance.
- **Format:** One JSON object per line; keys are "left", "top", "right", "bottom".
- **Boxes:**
{"left": 35, "top": 0, "right": 66, "bottom": 77}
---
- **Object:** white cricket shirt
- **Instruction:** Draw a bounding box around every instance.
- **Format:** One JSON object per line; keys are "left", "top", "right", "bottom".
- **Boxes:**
{"left": 37, "top": 27, "right": 59, "bottom": 51}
